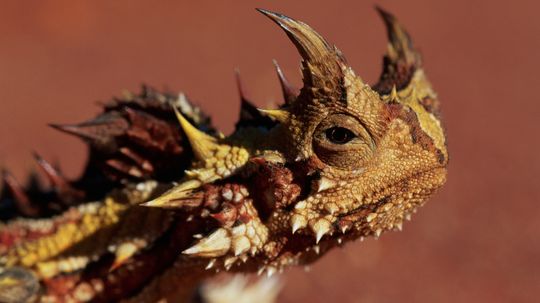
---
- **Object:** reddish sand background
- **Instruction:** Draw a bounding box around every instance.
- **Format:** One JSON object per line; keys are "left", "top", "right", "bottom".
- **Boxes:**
{"left": 1, "top": 1, "right": 539, "bottom": 302}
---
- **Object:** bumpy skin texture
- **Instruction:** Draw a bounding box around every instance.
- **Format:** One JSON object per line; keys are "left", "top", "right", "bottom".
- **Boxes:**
{"left": 0, "top": 8, "right": 447, "bottom": 303}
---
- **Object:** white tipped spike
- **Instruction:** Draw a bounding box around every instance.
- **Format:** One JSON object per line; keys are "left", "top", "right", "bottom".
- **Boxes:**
{"left": 316, "top": 176, "right": 337, "bottom": 193}
{"left": 396, "top": 222, "right": 403, "bottom": 231}
{"left": 313, "top": 245, "right": 320, "bottom": 255}
{"left": 375, "top": 229, "right": 383, "bottom": 238}
{"left": 294, "top": 201, "right": 307, "bottom": 210}
{"left": 312, "top": 219, "right": 331, "bottom": 244}
{"left": 291, "top": 214, "right": 307, "bottom": 234}
{"left": 233, "top": 236, "right": 251, "bottom": 256}
{"left": 337, "top": 238, "right": 343, "bottom": 245}
{"left": 182, "top": 228, "right": 231, "bottom": 258}
{"left": 205, "top": 259, "right": 216, "bottom": 270}
{"left": 366, "top": 213, "right": 378, "bottom": 223}
{"left": 405, "top": 214, "right": 412, "bottom": 221}
{"left": 224, "top": 257, "right": 237, "bottom": 270}
{"left": 109, "top": 242, "right": 139, "bottom": 272}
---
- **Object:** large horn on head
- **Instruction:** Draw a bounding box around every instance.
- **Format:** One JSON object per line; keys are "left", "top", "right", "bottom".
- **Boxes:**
{"left": 374, "top": 7, "right": 422, "bottom": 95}
{"left": 257, "top": 9, "right": 346, "bottom": 92}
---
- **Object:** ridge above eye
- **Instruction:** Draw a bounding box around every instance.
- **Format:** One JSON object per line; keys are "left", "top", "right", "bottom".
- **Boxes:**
{"left": 325, "top": 127, "right": 356, "bottom": 144}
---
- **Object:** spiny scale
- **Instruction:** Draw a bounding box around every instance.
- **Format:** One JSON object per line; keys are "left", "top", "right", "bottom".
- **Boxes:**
{"left": 273, "top": 60, "right": 298, "bottom": 104}
{"left": 173, "top": 106, "right": 218, "bottom": 161}
{"left": 1, "top": 169, "right": 38, "bottom": 217}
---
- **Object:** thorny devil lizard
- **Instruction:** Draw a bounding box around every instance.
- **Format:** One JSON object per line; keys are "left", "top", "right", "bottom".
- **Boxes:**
{"left": 0, "top": 8, "right": 448, "bottom": 303}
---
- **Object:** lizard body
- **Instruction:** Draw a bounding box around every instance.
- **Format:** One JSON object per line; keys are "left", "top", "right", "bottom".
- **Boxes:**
{"left": 0, "top": 8, "right": 447, "bottom": 303}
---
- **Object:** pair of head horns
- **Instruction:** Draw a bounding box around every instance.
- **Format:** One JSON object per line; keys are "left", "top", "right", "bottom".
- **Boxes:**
{"left": 257, "top": 7, "right": 420, "bottom": 105}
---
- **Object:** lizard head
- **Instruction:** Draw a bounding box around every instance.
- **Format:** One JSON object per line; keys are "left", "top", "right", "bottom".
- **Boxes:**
{"left": 255, "top": 8, "right": 448, "bottom": 242}
{"left": 143, "top": 8, "right": 448, "bottom": 273}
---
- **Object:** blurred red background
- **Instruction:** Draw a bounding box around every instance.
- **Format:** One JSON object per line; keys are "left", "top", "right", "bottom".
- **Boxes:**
{"left": 1, "top": 1, "right": 539, "bottom": 302}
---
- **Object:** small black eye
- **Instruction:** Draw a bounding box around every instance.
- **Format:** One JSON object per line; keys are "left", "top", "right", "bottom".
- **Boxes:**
{"left": 325, "top": 127, "right": 356, "bottom": 144}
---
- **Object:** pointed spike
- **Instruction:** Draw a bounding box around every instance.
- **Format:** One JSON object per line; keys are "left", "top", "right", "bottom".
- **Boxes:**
{"left": 109, "top": 242, "right": 138, "bottom": 272}
{"left": 294, "top": 200, "right": 307, "bottom": 210}
{"left": 375, "top": 6, "right": 419, "bottom": 64}
{"left": 49, "top": 114, "right": 128, "bottom": 146}
{"left": 257, "top": 9, "right": 343, "bottom": 67}
{"left": 373, "top": 6, "right": 422, "bottom": 95}
{"left": 313, "top": 245, "right": 320, "bottom": 255}
{"left": 390, "top": 85, "right": 399, "bottom": 101}
{"left": 2, "top": 170, "right": 38, "bottom": 217}
{"left": 366, "top": 213, "right": 377, "bottom": 223}
{"left": 224, "top": 256, "right": 237, "bottom": 270}
{"left": 272, "top": 60, "right": 297, "bottom": 104}
{"left": 375, "top": 229, "right": 383, "bottom": 238}
{"left": 257, "top": 8, "right": 346, "bottom": 91}
{"left": 32, "top": 152, "right": 68, "bottom": 188}
{"left": 291, "top": 214, "right": 307, "bottom": 234}
{"left": 232, "top": 237, "right": 251, "bottom": 256}
{"left": 396, "top": 221, "right": 403, "bottom": 231}
{"left": 182, "top": 228, "right": 231, "bottom": 258}
{"left": 205, "top": 259, "right": 216, "bottom": 270}
{"left": 312, "top": 219, "right": 331, "bottom": 244}
{"left": 405, "top": 213, "right": 412, "bottom": 221}
{"left": 49, "top": 123, "right": 98, "bottom": 141}
{"left": 173, "top": 105, "right": 218, "bottom": 160}
{"left": 257, "top": 108, "right": 290, "bottom": 124}
{"left": 142, "top": 179, "right": 202, "bottom": 208}
{"left": 315, "top": 176, "right": 337, "bottom": 193}
{"left": 235, "top": 68, "right": 249, "bottom": 104}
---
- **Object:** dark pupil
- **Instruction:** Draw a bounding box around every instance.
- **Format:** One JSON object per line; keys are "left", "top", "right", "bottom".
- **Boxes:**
{"left": 326, "top": 127, "right": 355, "bottom": 144}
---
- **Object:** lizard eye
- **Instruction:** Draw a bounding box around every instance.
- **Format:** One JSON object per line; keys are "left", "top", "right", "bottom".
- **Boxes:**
{"left": 312, "top": 113, "right": 375, "bottom": 169}
{"left": 325, "top": 127, "right": 356, "bottom": 144}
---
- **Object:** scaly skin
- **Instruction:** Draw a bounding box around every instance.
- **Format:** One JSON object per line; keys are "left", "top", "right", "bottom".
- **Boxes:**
{"left": 0, "top": 8, "right": 447, "bottom": 303}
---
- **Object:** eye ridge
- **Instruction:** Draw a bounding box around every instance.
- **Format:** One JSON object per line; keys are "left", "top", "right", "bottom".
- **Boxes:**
{"left": 325, "top": 127, "right": 357, "bottom": 144}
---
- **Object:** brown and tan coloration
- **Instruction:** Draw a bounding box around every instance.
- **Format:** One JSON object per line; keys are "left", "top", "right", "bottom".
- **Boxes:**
{"left": 0, "top": 8, "right": 447, "bottom": 303}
